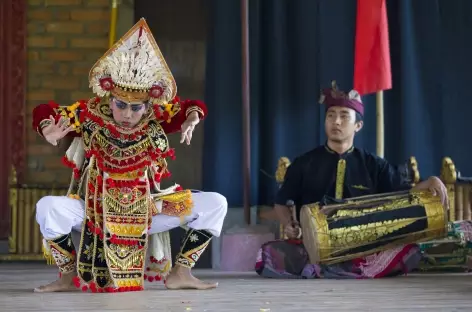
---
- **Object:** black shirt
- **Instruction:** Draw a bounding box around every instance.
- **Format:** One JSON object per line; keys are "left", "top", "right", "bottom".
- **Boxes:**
{"left": 275, "top": 144, "right": 412, "bottom": 220}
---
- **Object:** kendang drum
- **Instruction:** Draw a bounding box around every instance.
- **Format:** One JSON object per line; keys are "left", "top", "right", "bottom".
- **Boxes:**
{"left": 300, "top": 190, "right": 448, "bottom": 265}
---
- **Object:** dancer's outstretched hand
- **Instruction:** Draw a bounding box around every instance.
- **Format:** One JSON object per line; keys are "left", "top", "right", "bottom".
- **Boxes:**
{"left": 42, "top": 115, "right": 74, "bottom": 146}
{"left": 180, "top": 111, "right": 200, "bottom": 145}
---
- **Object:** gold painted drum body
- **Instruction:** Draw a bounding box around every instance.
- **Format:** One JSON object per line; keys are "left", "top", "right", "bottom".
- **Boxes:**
{"left": 300, "top": 191, "right": 448, "bottom": 265}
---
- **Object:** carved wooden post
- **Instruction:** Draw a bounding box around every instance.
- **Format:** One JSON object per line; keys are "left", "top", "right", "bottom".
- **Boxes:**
{"left": 275, "top": 157, "right": 291, "bottom": 239}
{"left": 409, "top": 156, "right": 420, "bottom": 187}
{"left": 440, "top": 157, "right": 457, "bottom": 221}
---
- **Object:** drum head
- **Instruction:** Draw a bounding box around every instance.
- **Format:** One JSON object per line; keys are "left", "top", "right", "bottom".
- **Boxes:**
{"left": 300, "top": 204, "right": 321, "bottom": 264}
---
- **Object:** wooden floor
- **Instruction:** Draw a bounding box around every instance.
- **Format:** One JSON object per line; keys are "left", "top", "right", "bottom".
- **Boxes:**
{"left": 0, "top": 263, "right": 471, "bottom": 311}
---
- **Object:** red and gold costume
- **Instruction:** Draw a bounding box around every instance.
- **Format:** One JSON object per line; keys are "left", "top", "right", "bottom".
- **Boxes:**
{"left": 32, "top": 19, "right": 220, "bottom": 293}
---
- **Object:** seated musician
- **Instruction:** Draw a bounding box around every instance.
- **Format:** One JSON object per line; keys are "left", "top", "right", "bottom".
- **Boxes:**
{"left": 255, "top": 81, "right": 449, "bottom": 279}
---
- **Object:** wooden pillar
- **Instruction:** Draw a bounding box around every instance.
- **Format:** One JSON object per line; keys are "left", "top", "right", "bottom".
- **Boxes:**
{"left": 0, "top": 0, "right": 27, "bottom": 239}
{"left": 241, "top": 0, "right": 251, "bottom": 225}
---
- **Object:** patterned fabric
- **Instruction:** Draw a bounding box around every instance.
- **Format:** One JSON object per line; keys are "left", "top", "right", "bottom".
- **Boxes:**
{"left": 47, "top": 233, "right": 76, "bottom": 274}
{"left": 159, "top": 190, "right": 194, "bottom": 217}
{"left": 255, "top": 240, "right": 421, "bottom": 279}
{"left": 255, "top": 240, "right": 310, "bottom": 279}
{"left": 418, "top": 220, "right": 472, "bottom": 272}
{"left": 176, "top": 229, "right": 212, "bottom": 268}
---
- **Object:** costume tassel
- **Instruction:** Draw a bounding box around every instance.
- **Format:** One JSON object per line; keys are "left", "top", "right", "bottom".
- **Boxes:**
{"left": 42, "top": 243, "right": 55, "bottom": 265}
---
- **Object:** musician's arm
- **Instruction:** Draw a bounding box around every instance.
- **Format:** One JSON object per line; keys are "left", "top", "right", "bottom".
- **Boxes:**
{"left": 274, "top": 158, "right": 303, "bottom": 225}
{"left": 274, "top": 204, "right": 292, "bottom": 227}
{"left": 412, "top": 176, "right": 449, "bottom": 209}
{"left": 412, "top": 177, "right": 442, "bottom": 191}
{"left": 375, "top": 156, "right": 448, "bottom": 207}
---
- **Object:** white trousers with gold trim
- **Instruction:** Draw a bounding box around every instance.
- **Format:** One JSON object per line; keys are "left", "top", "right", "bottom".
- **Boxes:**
{"left": 36, "top": 192, "right": 228, "bottom": 240}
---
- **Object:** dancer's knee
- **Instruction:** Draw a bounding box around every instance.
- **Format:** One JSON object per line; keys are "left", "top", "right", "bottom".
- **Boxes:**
{"left": 206, "top": 192, "right": 228, "bottom": 218}
{"left": 36, "top": 196, "right": 59, "bottom": 225}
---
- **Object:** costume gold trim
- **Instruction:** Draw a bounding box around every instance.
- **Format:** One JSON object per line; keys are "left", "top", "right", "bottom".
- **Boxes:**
{"left": 186, "top": 106, "right": 204, "bottom": 118}
{"left": 46, "top": 234, "right": 76, "bottom": 274}
{"left": 335, "top": 159, "right": 346, "bottom": 199}
{"left": 175, "top": 229, "right": 213, "bottom": 268}
{"left": 111, "top": 86, "right": 150, "bottom": 103}
{"left": 156, "top": 190, "right": 193, "bottom": 218}
{"left": 324, "top": 144, "right": 354, "bottom": 154}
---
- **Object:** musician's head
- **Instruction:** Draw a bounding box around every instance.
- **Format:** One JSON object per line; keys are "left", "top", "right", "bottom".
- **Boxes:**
{"left": 319, "top": 81, "right": 364, "bottom": 144}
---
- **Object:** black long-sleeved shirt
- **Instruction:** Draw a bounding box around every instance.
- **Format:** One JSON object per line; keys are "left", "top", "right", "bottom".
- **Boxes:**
{"left": 275, "top": 144, "right": 412, "bottom": 220}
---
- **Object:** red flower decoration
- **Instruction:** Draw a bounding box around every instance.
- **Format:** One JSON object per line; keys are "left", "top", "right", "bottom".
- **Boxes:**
{"left": 153, "top": 104, "right": 162, "bottom": 119}
{"left": 171, "top": 96, "right": 180, "bottom": 104}
{"left": 149, "top": 85, "right": 164, "bottom": 99}
{"left": 99, "top": 77, "right": 114, "bottom": 91}
{"left": 48, "top": 100, "right": 59, "bottom": 109}
{"left": 78, "top": 100, "right": 87, "bottom": 109}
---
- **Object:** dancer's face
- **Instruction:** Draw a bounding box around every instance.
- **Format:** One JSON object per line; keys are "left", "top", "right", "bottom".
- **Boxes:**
{"left": 110, "top": 97, "right": 147, "bottom": 128}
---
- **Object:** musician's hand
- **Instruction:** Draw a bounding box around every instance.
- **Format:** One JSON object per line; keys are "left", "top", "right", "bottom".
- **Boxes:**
{"left": 426, "top": 176, "right": 449, "bottom": 209}
{"left": 284, "top": 222, "right": 301, "bottom": 239}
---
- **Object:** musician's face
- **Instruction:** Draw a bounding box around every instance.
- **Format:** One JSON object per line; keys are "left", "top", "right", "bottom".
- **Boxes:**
{"left": 325, "top": 106, "right": 363, "bottom": 143}
{"left": 110, "top": 97, "right": 147, "bottom": 128}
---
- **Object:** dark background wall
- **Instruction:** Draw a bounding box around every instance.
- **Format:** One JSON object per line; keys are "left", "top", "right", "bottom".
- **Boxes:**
{"left": 135, "top": 0, "right": 211, "bottom": 267}
{"left": 136, "top": 0, "right": 208, "bottom": 191}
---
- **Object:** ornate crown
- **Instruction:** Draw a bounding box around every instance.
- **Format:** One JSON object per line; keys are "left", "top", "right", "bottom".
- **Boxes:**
{"left": 88, "top": 18, "right": 176, "bottom": 105}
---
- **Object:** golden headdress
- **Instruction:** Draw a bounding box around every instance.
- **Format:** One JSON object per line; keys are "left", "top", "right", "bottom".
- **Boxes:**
{"left": 89, "top": 18, "right": 176, "bottom": 105}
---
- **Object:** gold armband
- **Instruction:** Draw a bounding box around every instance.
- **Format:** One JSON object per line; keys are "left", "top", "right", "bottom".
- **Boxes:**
{"left": 39, "top": 119, "right": 52, "bottom": 130}
{"left": 36, "top": 119, "right": 53, "bottom": 137}
{"left": 185, "top": 106, "right": 204, "bottom": 118}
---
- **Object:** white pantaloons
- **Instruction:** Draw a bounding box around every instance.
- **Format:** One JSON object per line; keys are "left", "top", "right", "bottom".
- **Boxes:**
{"left": 36, "top": 192, "right": 228, "bottom": 240}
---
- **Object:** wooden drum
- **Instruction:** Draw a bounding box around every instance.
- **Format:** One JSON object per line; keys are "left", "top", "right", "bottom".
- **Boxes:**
{"left": 300, "top": 190, "right": 448, "bottom": 265}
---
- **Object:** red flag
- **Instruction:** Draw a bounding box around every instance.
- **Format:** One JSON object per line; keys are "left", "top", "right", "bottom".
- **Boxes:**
{"left": 353, "top": 0, "right": 392, "bottom": 95}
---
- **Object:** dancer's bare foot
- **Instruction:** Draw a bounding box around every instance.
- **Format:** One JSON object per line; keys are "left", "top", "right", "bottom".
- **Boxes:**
{"left": 165, "top": 265, "right": 218, "bottom": 290}
{"left": 34, "top": 272, "right": 78, "bottom": 293}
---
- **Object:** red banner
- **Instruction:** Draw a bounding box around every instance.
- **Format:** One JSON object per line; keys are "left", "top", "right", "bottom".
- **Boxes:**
{"left": 353, "top": 0, "right": 392, "bottom": 95}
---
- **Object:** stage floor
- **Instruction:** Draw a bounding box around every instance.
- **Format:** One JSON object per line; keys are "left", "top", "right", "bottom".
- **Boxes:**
{"left": 0, "top": 263, "right": 470, "bottom": 311}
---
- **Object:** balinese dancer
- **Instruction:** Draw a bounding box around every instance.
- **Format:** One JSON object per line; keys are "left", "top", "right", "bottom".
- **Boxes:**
{"left": 31, "top": 18, "right": 227, "bottom": 293}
